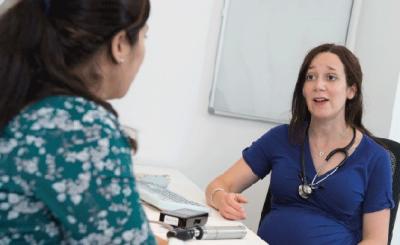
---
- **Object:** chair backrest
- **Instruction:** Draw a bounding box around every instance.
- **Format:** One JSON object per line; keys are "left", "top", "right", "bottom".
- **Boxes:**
{"left": 258, "top": 137, "right": 400, "bottom": 244}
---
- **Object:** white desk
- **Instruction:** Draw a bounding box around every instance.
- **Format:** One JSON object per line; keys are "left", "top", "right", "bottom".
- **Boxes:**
{"left": 134, "top": 164, "right": 267, "bottom": 244}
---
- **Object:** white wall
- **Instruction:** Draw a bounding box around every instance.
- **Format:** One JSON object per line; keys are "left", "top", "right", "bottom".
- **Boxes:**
{"left": 389, "top": 73, "right": 400, "bottom": 142}
{"left": 355, "top": 0, "right": 400, "bottom": 137}
{"left": 112, "top": 0, "right": 400, "bottom": 240}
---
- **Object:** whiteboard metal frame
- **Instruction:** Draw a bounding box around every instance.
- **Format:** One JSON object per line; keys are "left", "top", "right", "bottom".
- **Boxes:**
{"left": 208, "top": 0, "right": 363, "bottom": 124}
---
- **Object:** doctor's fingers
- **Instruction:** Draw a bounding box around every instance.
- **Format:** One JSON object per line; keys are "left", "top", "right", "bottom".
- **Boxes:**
{"left": 220, "top": 205, "right": 246, "bottom": 220}
{"left": 234, "top": 193, "right": 248, "bottom": 204}
{"left": 226, "top": 193, "right": 247, "bottom": 211}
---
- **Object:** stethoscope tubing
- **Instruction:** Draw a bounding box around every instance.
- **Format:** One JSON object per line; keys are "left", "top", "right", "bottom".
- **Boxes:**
{"left": 300, "top": 126, "right": 356, "bottom": 187}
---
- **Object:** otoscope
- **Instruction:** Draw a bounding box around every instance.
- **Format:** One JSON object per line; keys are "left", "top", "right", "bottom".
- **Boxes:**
{"left": 166, "top": 225, "right": 247, "bottom": 241}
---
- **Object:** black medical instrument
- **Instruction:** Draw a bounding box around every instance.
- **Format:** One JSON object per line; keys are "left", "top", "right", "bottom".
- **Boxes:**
{"left": 298, "top": 126, "right": 356, "bottom": 199}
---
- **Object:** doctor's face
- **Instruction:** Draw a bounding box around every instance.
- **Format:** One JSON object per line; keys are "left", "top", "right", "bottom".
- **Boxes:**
{"left": 302, "top": 52, "right": 356, "bottom": 121}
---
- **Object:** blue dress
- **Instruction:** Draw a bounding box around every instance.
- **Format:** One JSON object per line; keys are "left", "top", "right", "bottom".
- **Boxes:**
{"left": 243, "top": 125, "right": 394, "bottom": 245}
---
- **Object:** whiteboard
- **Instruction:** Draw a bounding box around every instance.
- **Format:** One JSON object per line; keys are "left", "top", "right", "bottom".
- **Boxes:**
{"left": 209, "top": 0, "right": 361, "bottom": 123}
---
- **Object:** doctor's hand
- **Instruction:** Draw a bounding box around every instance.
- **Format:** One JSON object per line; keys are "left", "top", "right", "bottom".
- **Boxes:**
{"left": 213, "top": 191, "right": 248, "bottom": 220}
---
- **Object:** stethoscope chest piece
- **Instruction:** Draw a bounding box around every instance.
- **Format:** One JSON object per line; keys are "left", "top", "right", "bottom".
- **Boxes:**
{"left": 298, "top": 184, "right": 312, "bottom": 199}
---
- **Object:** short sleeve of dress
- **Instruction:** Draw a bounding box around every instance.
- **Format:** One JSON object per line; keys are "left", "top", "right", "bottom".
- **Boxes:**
{"left": 19, "top": 97, "right": 156, "bottom": 244}
{"left": 242, "top": 125, "right": 285, "bottom": 179}
{"left": 363, "top": 149, "right": 395, "bottom": 213}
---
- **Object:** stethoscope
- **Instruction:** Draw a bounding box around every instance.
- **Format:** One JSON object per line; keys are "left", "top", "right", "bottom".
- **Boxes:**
{"left": 298, "top": 126, "right": 356, "bottom": 199}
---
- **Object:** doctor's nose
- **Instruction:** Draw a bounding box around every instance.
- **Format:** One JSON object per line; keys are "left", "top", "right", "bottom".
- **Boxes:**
{"left": 314, "top": 78, "right": 326, "bottom": 91}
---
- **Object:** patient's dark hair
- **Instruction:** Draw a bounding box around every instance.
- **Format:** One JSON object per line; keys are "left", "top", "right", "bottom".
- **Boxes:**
{"left": 289, "top": 43, "right": 371, "bottom": 144}
{"left": 0, "top": 0, "right": 150, "bottom": 151}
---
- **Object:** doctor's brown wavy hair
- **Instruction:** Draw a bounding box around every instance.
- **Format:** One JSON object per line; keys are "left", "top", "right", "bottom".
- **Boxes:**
{"left": 288, "top": 43, "right": 372, "bottom": 144}
{"left": 0, "top": 0, "right": 150, "bottom": 151}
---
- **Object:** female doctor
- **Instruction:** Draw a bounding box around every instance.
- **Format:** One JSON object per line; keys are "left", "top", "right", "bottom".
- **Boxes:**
{"left": 206, "top": 43, "right": 394, "bottom": 244}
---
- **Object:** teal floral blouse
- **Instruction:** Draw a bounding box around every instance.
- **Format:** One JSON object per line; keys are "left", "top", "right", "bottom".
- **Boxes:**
{"left": 0, "top": 96, "right": 156, "bottom": 244}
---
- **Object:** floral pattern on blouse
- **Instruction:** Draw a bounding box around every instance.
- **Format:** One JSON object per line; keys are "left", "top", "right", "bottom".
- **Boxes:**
{"left": 0, "top": 96, "right": 156, "bottom": 245}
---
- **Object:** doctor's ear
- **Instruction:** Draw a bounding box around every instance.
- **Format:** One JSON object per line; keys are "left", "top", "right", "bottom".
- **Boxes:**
{"left": 347, "top": 84, "right": 357, "bottom": 100}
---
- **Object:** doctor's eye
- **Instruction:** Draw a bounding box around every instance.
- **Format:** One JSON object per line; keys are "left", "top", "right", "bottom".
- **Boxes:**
{"left": 327, "top": 74, "right": 338, "bottom": 81}
{"left": 305, "top": 73, "right": 316, "bottom": 81}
